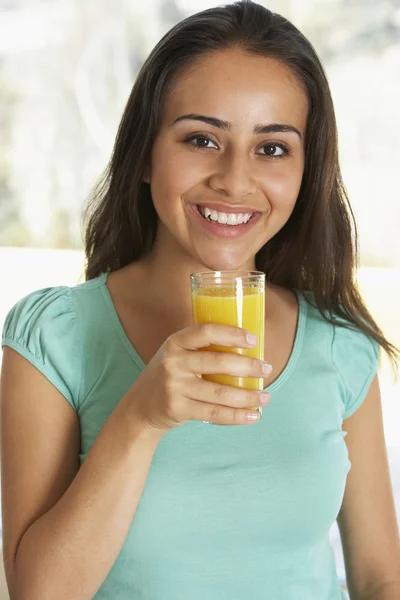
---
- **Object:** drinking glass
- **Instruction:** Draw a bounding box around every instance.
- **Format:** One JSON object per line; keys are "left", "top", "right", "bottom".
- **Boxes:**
{"left": 190, "top": 271, "right": 265, "bottom": 418}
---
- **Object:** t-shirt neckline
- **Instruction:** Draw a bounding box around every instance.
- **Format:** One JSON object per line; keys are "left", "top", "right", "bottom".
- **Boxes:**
{"left": 99, "top": 271, "right": 306, "bottom": 394}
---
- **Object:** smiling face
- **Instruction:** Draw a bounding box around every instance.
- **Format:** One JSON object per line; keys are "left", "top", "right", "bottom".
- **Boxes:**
{"left": 144, "top": 47, "right": 308, "bottom": 271}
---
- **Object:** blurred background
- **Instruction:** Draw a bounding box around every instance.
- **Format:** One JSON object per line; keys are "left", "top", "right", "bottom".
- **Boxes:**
{"left": 0, "top": 0, "right": 399, "bottom": 598}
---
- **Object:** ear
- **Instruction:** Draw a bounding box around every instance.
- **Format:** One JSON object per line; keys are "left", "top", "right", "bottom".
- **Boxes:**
{"left": 142, "top": 165, "right": 151, "bottom": 184}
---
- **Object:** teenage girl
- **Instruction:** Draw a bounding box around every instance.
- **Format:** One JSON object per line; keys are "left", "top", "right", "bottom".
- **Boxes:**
{"left": 1, "top": 2, "right": 399, "bottom": 599}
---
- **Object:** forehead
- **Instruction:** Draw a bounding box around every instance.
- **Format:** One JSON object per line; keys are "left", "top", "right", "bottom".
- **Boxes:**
{"left": 163, "top": 48, "right": 308, "bottom": 133}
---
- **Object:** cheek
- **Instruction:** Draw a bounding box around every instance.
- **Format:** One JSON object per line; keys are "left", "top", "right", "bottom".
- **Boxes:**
{"left": 262, "top": 163, "right": 303, "bottom": 209}
{"left": 150, "top": 145, "right": 205, "bottom": 207}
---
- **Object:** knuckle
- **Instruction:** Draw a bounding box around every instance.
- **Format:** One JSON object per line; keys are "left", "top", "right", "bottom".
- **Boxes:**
{"left": 163, "top": 335, "right": 175, "bottom": 351}
{"left": 195, "top": 351, "right": 208, "bottom": 373}
{"left": 233, "top": 408, "right": 244, "bottom": 424}
{"left": 208, "top": 405, "right": 220, "bottom": 421}
{"left": 251, "top": 358, "right": 262, "bottom": 375}
{"left": 201, "top": 322, "right": 213, "bottom": 338}
{"left": 160, "top": 353, "right": 176, "bottom": 377}
{"left": 247, "top": 390, "right": 258, "bottom": 406}
{"left": 214, "top": 352, "right": 226, "bottom": 368}
{"left": 203, "top": 349, "right": 214, "bottom": 367}
{"left": 214, "top": 384, "right": 228, "bottom": 400}
{"left": 159, "top": 355, "right": 169, "bottom": 374}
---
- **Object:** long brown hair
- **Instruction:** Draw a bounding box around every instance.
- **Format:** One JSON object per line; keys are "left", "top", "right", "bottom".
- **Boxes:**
{"left": 82, "top": 0, "right": 399, "bottom": 371}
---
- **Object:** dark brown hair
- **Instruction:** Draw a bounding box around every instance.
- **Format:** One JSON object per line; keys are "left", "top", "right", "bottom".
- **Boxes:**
{"left": 82, "top": 0, "right": 399, "bottom": 371}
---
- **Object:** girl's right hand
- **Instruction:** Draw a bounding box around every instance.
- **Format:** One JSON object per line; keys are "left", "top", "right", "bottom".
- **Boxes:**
{"left": 128, "top": 322, "right": 272, "bottom": 434}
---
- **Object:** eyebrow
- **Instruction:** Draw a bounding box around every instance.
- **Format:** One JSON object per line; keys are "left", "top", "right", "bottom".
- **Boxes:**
{"left": 171, "top": 113, "right": 302, "bottom": 139}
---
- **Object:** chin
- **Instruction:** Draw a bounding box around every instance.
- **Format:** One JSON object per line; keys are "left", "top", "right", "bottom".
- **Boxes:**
{"left": 196, "top": 253, "right": 252, "bottom": 273}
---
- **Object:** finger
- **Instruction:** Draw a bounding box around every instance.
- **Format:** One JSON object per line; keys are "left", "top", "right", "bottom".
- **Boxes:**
{"left": 188, "top": 378, "right": 271, "bottom": 409}
{"left": 184, "top": 350, "right": 271, "bottom": 379}
{"left": 171, "top": 322, "right": 258, "bottom": 352}
{"left": 188, "top": 399, "right": 262, "bottom": 426}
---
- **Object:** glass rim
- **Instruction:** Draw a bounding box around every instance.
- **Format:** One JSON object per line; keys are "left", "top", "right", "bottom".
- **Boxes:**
{"left": 190, "top": 270, "right": 265, "bottom": 280}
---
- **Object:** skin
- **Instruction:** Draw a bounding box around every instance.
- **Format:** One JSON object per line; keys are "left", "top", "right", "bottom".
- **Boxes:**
{"left": 1, "top": 48, "right": 399, "bottom": 599}
{"left": 120, "top": 47, "right": 400, "bottom": 596}
{"left": 108, "top": 48, "right": 307, "bottom": 384}
{"left": 140, "top": 48, "right": 307, "bottom": 312}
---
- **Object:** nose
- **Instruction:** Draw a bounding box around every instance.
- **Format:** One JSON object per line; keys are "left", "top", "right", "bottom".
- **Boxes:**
{"left": 208, "top": 150, "right": 258, "bottom": 200}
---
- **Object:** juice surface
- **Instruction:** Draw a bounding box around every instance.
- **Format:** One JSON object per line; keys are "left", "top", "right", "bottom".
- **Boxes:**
{"left": 192, "top": 287, "right": 265, "bottom": 391}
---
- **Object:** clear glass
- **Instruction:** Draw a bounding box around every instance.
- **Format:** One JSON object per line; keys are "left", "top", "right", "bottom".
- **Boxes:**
{"left": 190, "top": 271, "right": 266, "bottom": 417}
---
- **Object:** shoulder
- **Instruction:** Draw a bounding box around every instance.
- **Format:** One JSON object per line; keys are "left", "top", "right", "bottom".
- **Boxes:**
{"left": 2, "top": 275, "right": 106, "bottom": 341}
{"left": 2, "top": 285, "right": 76, "bottom": 343}
{"left": 331, "top": 313, "right": 380, "bottom": 418}
{"left": 1, "top": 274, "right": 107, "bottom": 410}
{"left": 299, "top": 290, "right": 380, "bottom": 418}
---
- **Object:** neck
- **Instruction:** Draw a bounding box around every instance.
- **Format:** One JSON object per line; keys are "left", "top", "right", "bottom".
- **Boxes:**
{"left": 135, "top": 225, "right": 257, "bottom": 318}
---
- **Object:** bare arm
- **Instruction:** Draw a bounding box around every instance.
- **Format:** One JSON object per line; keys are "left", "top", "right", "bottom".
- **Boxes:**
{"left": 355, "top": 582, "right": 400, "bottom": 600}
{"left": 1, "top": 323, "right": 267, "bottom": 599}
{"left": 338, "top": 376, "right": 400, "bottom": 600}
{"left": 1, "top": 348, "right": 163, "bottom": 600}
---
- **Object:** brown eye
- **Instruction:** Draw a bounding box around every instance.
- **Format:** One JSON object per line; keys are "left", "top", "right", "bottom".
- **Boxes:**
{"left": 184, "top": 135, "right": 218, "bottom": 150}
{"left": 258, "top": 143, "right": 289, "bottom": 158}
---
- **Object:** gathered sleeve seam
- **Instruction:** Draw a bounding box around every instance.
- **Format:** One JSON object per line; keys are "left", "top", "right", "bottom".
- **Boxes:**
{"left": 331, "top": 321, "right": 380, "bottom": 420}
{"left": 330, "top": 322, "right": 348, "bottom": 418}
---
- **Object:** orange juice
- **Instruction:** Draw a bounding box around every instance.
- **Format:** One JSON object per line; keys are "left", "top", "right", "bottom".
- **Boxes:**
{"left": 191, "top": 287, "right": 265, "bottom": 391}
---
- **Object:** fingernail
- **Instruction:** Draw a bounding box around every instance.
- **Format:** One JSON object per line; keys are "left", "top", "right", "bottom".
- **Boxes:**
{"left": 247, "top": 412, "right": 260, "bottom": 421}
{"left": 260, "top": 393, "right": 271, "bottom": 405}
{"left": 262, "top": 363, "right": 273, "bottom": 375}
{"left": 246, "top": 333, "right": 258, "bottom": 346}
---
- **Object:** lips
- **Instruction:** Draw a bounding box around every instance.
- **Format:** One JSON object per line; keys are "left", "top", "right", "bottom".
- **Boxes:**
{"left": 188, "top": 203, "right": 261, "bottom": 239}
{"left": 194, "top": 202, "right": 262, "bottom": 214}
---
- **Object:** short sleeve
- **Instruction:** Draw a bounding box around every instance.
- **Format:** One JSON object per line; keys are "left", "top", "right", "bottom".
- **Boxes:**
{"left": 331, "top": 321, "right": 380, "bottom": 419}
{"left": 1, "top": 286, "right": 82, "bottom": 411}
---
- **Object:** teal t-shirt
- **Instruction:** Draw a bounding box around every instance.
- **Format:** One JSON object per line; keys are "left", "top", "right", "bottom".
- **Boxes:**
{"left": 2, "top": 272, "right": 380, "bottom": 600}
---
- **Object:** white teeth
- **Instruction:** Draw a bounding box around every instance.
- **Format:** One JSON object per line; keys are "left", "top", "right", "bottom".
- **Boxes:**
{"left": 199, "top": 206, "right": 254, "bottom": 225}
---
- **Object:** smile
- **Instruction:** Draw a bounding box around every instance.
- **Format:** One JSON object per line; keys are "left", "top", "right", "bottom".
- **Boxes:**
{"left": 189, "top": 204, "right": 261, "bottom": 239}
{"left": 198, "top": 206, "right": 254, "bottom": 226}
